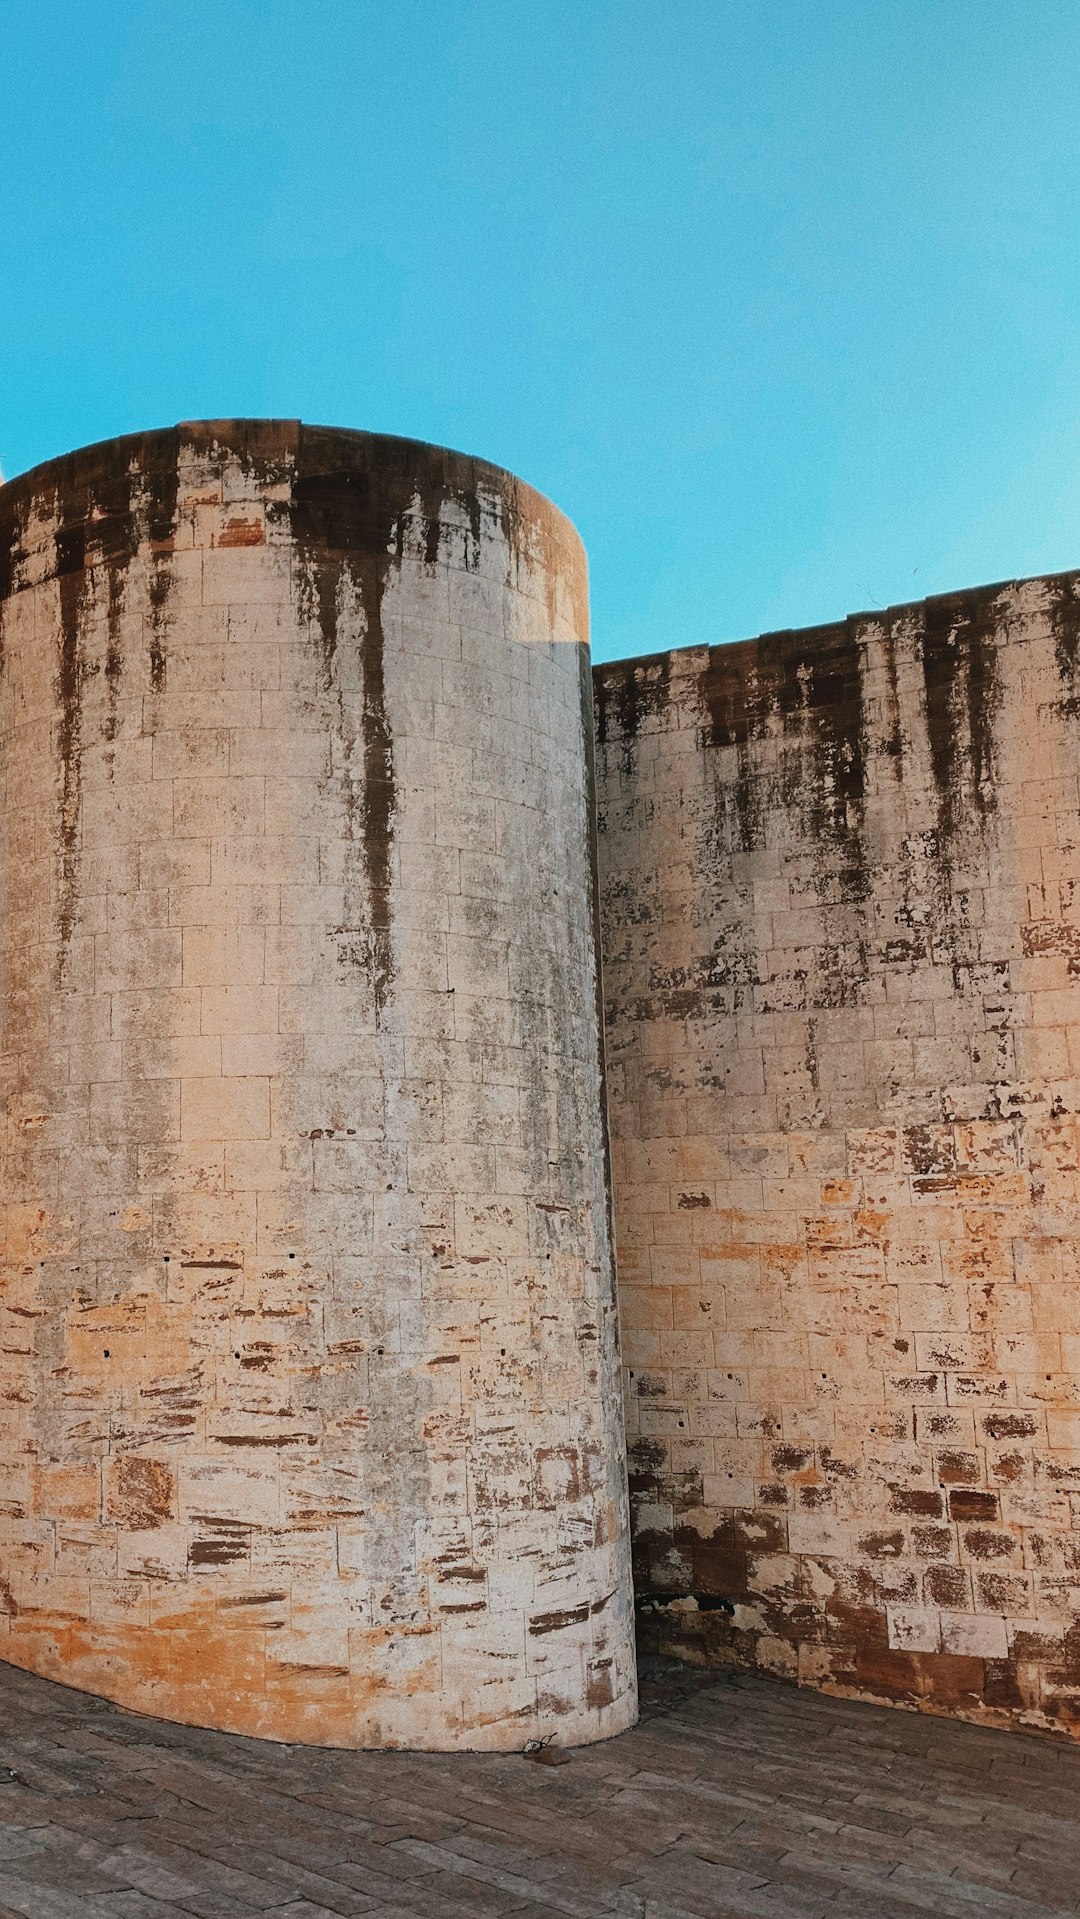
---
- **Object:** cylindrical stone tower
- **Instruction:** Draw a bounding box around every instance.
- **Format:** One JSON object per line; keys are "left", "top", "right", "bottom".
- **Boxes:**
{"left": 0, "top": 421, "right": 636, "bottom": 1749}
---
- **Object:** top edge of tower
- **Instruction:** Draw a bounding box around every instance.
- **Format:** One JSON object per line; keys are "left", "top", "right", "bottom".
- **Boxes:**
{"left": 0, "top": 419, "right": 585, "bottom": 561}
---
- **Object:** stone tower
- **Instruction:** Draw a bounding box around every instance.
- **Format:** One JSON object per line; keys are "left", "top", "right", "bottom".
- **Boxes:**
{"left": 0, "top": 421, "right": 637, "bottom": 1750}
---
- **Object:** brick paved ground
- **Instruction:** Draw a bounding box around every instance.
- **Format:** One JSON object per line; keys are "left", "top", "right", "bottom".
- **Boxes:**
{"left": 1, "top": 1658, "right": 1078, "bottom": 1919}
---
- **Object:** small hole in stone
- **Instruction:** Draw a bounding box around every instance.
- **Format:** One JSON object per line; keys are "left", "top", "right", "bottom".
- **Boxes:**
{"left": 234, "top": 1351, "right": 240, "bottom": 1360}
{"left": 163, "top": 1255, "right": 170, "bottom": 1264}
{"left": 103, "top": 1349, "right": 111, "bottom": 1359}
{"left": 289, "top": 1252, "right": 296, "bottom": 1260}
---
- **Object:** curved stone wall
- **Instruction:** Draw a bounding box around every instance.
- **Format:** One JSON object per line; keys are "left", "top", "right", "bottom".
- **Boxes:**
{"left": 0, "top": 420, "right": 636, "bottom": 1749}
{"left": 596, "top": 577, "right": 1080, "bottom": 1738}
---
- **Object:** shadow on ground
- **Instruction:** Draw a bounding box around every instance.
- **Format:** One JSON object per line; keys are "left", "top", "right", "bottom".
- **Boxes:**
{"left": 1, "top": 1654, "right": 1078, "bottom": 1918}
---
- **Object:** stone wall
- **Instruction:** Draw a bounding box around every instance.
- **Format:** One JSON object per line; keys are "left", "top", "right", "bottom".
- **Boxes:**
{"left": 0, "top": 421, "right": 636, "bottom": 1750}
{"left": 595, "top": 576, "right": 1080, "bottom": 1735}
{"left": 10, "top": 411, "right": 1080, "bottom": 1750}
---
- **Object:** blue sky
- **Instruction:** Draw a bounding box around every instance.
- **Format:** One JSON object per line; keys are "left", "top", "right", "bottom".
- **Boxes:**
{"left": 3, "top": 2, "right": 1080, "bottom": 662}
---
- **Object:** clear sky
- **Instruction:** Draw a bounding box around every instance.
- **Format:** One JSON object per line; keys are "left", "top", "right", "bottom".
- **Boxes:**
{"left": 3, "top": 2, "right": 1080, "bottom": 662}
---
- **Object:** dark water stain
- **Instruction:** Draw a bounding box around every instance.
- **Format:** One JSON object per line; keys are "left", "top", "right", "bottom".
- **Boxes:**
{"left": 295, "top": 552, "right": 341, "bottom": 693}
{"left": 729, "top": 741, "right": 762, "bottom": 855}
{"left": 685, "top": 620, "right": 872, "bottom": 1019}
{"left": 878, "top": 623, "right": 905, "bottom": 764}
{"left": 873, "top": 612, "right": 937, "bottom": 988}
{"left": 698, "top": 620, "right": 868, "bottom": 871}
{"left": 0, "top": 482, "right": 26, "bottom": 682}
{"left": 289, "top": 434, "right": 471, "bottom": 1019}
{"left": 104, "top": 566, "right": 125, "bottom": 742}
{"left": 145, "top": 453, "right": 180, "bottom": 695}
{"left": 54, "top": 513, "right": 87, "bottom": 953}
{"left": 1050, "top": 574, "right": 1080, "bottom": 718}
{"left": 4, "top": 431, "right": 185, "bottom": 963}
{"left": 593, "top": 653, "right": 673, "bottom": 777}
{"left": 578, "top": 642, "right": 619, "bottom": 1302}
{"left": 0, "top": 501, "right": 15, "bottom": 607}
{"left": 921, "top": 588, "right": 1003, "bottom": 841}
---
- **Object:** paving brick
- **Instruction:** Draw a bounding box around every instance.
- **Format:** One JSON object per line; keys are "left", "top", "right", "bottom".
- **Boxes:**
{"left": 3, "top": 1660, "right": 1079, "bottom": 1918}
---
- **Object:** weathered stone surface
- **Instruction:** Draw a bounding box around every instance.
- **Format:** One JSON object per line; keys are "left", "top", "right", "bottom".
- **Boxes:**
{"left": 0, "top": 421, "right": 636, "bottom": 1750}
{"left": 10, "top": 414, "right": 1080, "bottom": 1752}
{"left": 595, "top": 578, "right": 1080, "bottom": 1737}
